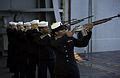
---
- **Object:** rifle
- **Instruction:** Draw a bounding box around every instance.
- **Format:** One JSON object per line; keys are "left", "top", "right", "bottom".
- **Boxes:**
{"left": 72, "top": 14, "right": 120, "bottom": 34}
{"left": 62, "top": 15, "right": 93, "bottom": 26}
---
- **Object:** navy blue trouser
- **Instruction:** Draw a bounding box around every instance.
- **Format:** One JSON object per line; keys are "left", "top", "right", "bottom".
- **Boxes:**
{"left": 38, "top": 60, "right": 55, "bottom": 78}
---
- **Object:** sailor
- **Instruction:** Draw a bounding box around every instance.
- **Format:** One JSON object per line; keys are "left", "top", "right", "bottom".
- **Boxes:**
{"left": 25, "top": 20, "right": 39, "bottom": 78}
{"left": 7, "top": 22, "right": 18, "bottom": 78}
{"left": 23, "top": 22, "right": 31, "bottom": 32}
{"left": 37, "top": 21, "right": 55, "bottom": 78}
{"left": 15, "top": 22, "right": 27, "bottom": 78}
{"left": 50, "top": 22, "right": 93, "bottom": 78}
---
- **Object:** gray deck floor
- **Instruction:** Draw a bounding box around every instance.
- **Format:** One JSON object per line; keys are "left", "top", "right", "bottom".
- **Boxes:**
{"left": 79, "top": 51, "right": 120, "bottom": 78}
{"left": 0, "top": 51, "right": 120, "bottom": 78}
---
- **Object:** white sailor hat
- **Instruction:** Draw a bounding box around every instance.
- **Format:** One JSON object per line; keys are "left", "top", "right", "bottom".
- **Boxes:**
{"left": 31, "top": 20, "right": 39, "bottom": 25}
{"left": 38, "top": 21, "right": 48, "bottom": 27}
{"left": 51, "top": 22, "right": 63, "bottom": 29}
{"left": 9, "top": 22, "right": 17, "bottom": 26}
{"left": 17, "top": 22, "right": 23, "bottom": 26}
{"left": 24, "top": 22, "right": 31, "bottom": 26}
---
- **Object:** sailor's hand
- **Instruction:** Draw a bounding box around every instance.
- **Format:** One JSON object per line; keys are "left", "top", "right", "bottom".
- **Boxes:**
{"left": 66, "top": 31, "right": 74, "bottom": 37}
{"left": 84, "top": 23, "right": 93, "bottom": 32}
{"left": 74, "top": 53, "right": 84, "bottom": 62}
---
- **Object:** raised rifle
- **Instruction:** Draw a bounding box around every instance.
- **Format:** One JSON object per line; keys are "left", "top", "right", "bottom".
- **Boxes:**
{"left": 62, "top": 15, "right": 93, "bottom": 26}
{"left": 73, "top": 14, "right": 120, "bottom": 63}
{"left": 72, "top": 14, "right": 120, "bottom": 35}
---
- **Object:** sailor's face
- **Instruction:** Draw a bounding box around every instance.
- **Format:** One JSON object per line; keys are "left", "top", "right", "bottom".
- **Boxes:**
{"left": 26, "top": 26, "right": 31, "bottom": 30}
{"left": 41, "top": 27, "right": 50, "bottom": 34}
{"left": 17, "top": 25, "right": 21, "bottom": 30}
{"left": 31, "top": 24, "right": 38, "bottom": 29}
{"left": 21, "top": 26, "right": 25, "bottom": 29}
{"left": 11, "top": 25, "right": 17, "bottom": 29}
{"left": 56, "top": 29, "right": 67, "bottom": 36}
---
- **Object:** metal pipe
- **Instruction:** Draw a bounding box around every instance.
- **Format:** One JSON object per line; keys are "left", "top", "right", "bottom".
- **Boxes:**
{"left": 62, "top": 0, "right": 65, "bottom": 21}
{"left": 88, "top": 0, "right": 93, "bottom": 77}
{"left": 68, "top": 0, "right": 71, "bottom": 30}
{"left": 87, "top": 0, "right": 93, "bottom": 57}
{"left": 10, "top": 0, "right": 12, "bottom": 9}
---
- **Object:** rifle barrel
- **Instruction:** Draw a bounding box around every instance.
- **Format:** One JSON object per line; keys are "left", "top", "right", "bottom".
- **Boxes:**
{"left": 64, "top": 15, "right": 93, "bottom": 26}
{"left": 92, "top": 15, "right": 119, "bottom": 26}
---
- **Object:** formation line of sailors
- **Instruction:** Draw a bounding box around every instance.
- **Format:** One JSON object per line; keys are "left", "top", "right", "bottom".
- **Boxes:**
{"left": 7, "top": 20, "right": 93, "bottom": 78}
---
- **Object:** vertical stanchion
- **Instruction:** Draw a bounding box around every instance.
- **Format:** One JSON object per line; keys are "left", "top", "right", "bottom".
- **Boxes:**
{"left": 68, "top": 0, "right": 71, "bottom": 30}
{"left": 88, "top": 0, "right": 93, "bottom": 77}
{"left": 62, "top": 0, "right": 65, "bottom": 21}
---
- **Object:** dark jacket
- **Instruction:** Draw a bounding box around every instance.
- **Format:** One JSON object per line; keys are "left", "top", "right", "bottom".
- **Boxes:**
{"left": 6, "top": 28, "right": 17, "bottom": 72}
{"left": 36, "top": 34, "right": 55, "bottom": 62}
{"left": 13, "top": 30, "right": 28, "bottom": 72}
{"left": 26, "top": 29, "right": 39, "bottom": 64}
{"left": 51, "top": 31, "right": 92, "bottom": 75}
